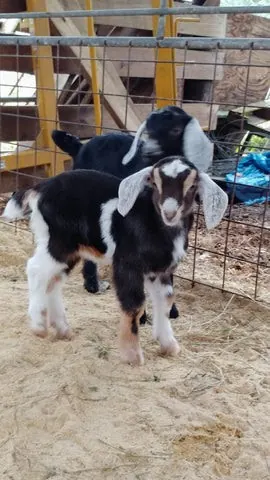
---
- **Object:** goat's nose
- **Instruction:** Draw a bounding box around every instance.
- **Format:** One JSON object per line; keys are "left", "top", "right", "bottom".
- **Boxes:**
{"left": 164, "top": 210, "right": 177, "bottom": 221}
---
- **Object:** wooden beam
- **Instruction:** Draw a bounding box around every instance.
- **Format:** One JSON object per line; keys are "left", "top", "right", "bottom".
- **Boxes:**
{"left": 1, "top": 148, "right": 68, "bottom": 172}
{"left": 0, "top": 44, "right": 82, "bottom": 75}
{"left": 0, "top": 44, "right": 225, "bottom": 81}
{"left": 50, "top": 0, "right": 142, "bottom": 132}
{"left": 0, "top": 167, "right": 46, "bottom": 194}
{"left": 26, "top": 0, "right": 64, "bottom": 175}
{"left": 152, "top": 0, "right": 177, "bottom": 108}
{"left": 104, "top": 47, "right": 225, "bottom": 81}
{"left": 0, "top": 0, "right": 26, "bottom": 13}
{"left": 92, "top": 0, "right": 227, "bottom": 36}
{"left": 0, "top": 103, "right": 219, "bottom": 142}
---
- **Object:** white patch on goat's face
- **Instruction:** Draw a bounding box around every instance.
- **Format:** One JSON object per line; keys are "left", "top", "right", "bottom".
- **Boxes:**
{"left": 162, "top": 197, "right": 179, "bottom": 214}
{"left": 99, "top": 198, "right": 118, "bottom": 262}
{"left": 142, "top": 138, "right": 162, "bottom": 157}
{"left": 161, "top": 197, "right": 179, "bottom": 226}
{"left": 161, "top": 159, "right": 188, "bottom": 178}
{"left": 2, "top": 197, "right": 25, "bottom": 221}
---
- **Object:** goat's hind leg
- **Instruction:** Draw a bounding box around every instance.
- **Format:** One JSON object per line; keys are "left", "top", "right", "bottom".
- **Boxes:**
{"left": 47, "top": 272, "right": 71, "bottom": 339}
{"left": 82, "top": 260, "right": 109, "bottom": 294}
{"left": 26, "top": 249, "right": 66, "bottom": 338}
{"left": 145, "top": 274, "right": 180, "bottom": 356}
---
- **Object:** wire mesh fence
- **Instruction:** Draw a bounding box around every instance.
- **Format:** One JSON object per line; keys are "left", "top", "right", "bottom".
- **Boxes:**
{"left": 0, "top": 5, "right": 269, "bottom": 303}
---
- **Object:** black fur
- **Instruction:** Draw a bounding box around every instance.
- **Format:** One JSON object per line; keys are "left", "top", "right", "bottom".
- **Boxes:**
{"left": 28, "top": 167, "right": 194, "bottom": 324}
{"left": 51, "top": 106, "right": 193, "bottom": 317}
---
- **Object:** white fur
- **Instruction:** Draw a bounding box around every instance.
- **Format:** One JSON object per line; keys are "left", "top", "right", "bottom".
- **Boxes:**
{"left": 47, "top": 273, "right": 70, "bottom": 338}
{"left": 26, "top": 196, "right": 69, "bottom": 337}
{"left": 183, "top": 117, "right": 213, "bottom": 172}
{"left": 145, "top": 275, "right": 180, "bottom": 355}
{"left": 122, "top": 120, "right": 146, "bottom": 165}
{"left": 142, "top": 137, "right": 162, "bottom": 157}
{"left": 162, "top": 159, "right": 188, "bottom": 178}
{"left": 118, "top": 166, "right": 152, "bottom": 217}
{"left": 199, "top": 172, "right": 228, "bottom": 229}
{"left": 100, "top": 198, "right": 118, "bottom": 261}
{"left": 78, "top": 198, "right": 118, "bottom": 265}
{"left": 1, "top": 197, "right": 25, "bottom": 221}
{"left": 172, "top": 232, "right": 186, "bottom": 265}
{"left": 162, "top": 197, "right": 179, "bottom": 215}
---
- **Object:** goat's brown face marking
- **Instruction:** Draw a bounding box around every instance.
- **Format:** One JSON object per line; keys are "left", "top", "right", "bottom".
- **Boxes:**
{"left": 150, "top": 158, "right": 199, "bottom": 227}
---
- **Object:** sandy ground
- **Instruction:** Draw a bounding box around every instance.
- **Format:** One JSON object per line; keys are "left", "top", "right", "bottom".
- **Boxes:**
{"left": 0, "top": 220, "right": 270, "bottom": 480}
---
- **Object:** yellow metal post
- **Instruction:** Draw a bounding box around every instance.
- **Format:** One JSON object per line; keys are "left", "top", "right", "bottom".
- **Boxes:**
{"left": 85, "top": 0, "right": 102, "bottom": 135}
{"left": 152, "top": 0, "right": 177, "bottom": 108}
{"left": 26, "top": 0, "right": 64, "bottom": 175}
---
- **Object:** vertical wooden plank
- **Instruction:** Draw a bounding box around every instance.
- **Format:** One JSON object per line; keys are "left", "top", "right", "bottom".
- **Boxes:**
{"left": 85, "top": 0, "right": 102, "bottom": 135}
{"left": 151, "top": 0, "right": 177, "bottom": 108}
{"left": 26, "top": 0, "right": 64, "bottom": 175}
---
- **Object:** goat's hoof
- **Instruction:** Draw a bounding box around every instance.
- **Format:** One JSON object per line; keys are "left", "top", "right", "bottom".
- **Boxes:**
{"left": 31, "top": 327, "right": 48, "bottom": 338}
{"left": 120, "top": 346, "right": 144, "bottom": 366}
{"left": 160, "top": 338, "right": 180, "bottom": 357}
{"left": 169, "top": 304, "right": 179, "bottom": 319}
{"left": 97, "top": 280, "right": 110, "bottom": 294}
{"left": 84, "top": 280, "right": 99, "bottom": 294}
{"left": 56, "top": 328, "right": 72, "bottom": 340}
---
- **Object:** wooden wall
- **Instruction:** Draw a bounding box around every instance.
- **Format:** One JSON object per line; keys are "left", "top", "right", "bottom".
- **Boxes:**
{"left": 214, "top": 13, "right": 270, "bottom": 108}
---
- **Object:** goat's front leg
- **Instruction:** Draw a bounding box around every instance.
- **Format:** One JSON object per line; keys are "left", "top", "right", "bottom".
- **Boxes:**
{"left": 145, "top": 274, "right": 180, "bottom": 356}
{"left": 113, "top": 260, "right": 145, "bottom": 365}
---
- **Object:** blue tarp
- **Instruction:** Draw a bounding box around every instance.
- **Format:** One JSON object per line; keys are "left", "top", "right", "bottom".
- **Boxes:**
{"left": 225, "top": 151, "right": 270, "bottom": 205}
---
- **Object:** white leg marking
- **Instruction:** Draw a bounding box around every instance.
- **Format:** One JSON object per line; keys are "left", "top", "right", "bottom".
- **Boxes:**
{"left": 26, "top": 249, "right": 66, "bottom": 337}
{"left": 26, "top": 199, "right": 67, "bottom": 337}
{"left": 47, "top": 274, "right": 71, "bottom": 339}
{"left": 145, "top": 276, "right": 180, "bottom": 356}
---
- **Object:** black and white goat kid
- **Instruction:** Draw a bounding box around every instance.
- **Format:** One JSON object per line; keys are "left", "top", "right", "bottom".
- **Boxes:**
{"left": 52, "top": 105, "right": 213, "bottom": 323}
{"left": 2, "top": 155, "right": 227, "bottom": 365}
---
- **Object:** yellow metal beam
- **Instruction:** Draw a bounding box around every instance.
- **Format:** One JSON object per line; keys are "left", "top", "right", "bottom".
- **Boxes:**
{"left": 152, "top": 0, "right": 177, "bottom": 108}
{"left": 26, "top": 0, "right": 64, "bottom": 176}
{"left": 85, "top": 0, "right": 102, "bottom": 135}
{"left": 2, "top": 148, "right": 67, "bottom": 172}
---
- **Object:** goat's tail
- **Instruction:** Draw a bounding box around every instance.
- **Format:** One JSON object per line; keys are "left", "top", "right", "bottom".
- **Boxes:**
{"left": 1, "top": 189, "right": 36, "bottom": 221}
{"left": 51, "top": 129, "right": 82, "bottom": 158}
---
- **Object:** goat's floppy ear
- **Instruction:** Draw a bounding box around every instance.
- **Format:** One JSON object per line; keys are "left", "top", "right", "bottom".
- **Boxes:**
{"left": 122, "top": 121, "right": 146, "bottom": 165}
{"left": 118, "top": 166, "right": 152, "bottom": 216}
{"left": 199, "top": 172, "right": 228, "bottom": 229}
{"left": 183, "top": 118, "right": 214, "bottom": 172}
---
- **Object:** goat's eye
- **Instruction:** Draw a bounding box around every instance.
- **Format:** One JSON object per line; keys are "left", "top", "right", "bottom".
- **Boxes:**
{"left": 152, "top": 181, "right": 157, "bottom": 188}
{"left": 189, "top": 185, "right": 197, "bottom": 192}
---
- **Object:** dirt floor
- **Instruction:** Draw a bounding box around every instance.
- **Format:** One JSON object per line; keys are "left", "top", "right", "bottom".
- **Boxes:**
{"left": 0, "top": 218, "right": 270, "bottom": 480}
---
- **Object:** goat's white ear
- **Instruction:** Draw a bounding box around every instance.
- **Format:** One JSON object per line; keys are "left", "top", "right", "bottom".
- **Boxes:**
{"left": 183, "top": 118, "right": 214, "bottom": 172}
{"left": 199, "top": 172, "right": 228, "bottom": 229}
{"left": 118, "top": 166, "right": 152, "bottom": 216}
{"left": 122, "top": 121, "right": 146, "bottom": 165}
